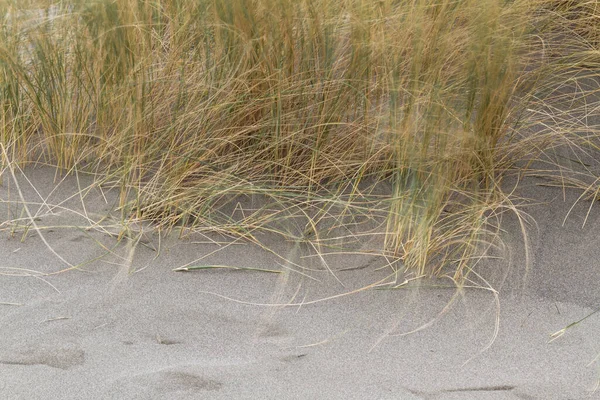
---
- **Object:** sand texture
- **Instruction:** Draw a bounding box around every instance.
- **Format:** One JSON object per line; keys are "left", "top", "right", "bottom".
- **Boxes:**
{"left": 1, "top": 166, "right": 600, "bottom": 400}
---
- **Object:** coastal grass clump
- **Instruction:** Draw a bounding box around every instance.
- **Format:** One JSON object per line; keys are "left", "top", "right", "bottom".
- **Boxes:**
{"left": 0, "top": 0, "right": 599, "bottom": 283}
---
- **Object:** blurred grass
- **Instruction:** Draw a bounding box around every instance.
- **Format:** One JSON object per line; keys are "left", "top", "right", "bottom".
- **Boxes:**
{"left": 0, "top": 0, "right": 598, "bottom": 281}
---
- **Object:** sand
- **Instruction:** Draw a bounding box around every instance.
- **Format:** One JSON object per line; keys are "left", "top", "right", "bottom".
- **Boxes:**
{"left": 1, "top": 164, "right": 600, "bottom": 400}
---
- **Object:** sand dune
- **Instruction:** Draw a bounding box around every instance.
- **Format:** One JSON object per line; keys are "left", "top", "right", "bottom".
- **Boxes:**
{"left": 1, "top": 165, "right": 599, "bottom": 399}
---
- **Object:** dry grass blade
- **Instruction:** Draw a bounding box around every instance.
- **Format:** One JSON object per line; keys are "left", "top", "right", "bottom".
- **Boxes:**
{"left": 173, "top": 264, "right": 281, "bottom": 274}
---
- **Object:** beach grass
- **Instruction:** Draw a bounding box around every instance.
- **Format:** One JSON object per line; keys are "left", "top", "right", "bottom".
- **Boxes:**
{"left": 0, "top": 0, "right": 599, "bottom": 283}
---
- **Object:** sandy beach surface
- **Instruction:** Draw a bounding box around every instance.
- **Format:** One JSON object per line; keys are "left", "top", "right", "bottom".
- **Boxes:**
{"left": 1, "top": 166, "right": 600, "bottom": 400}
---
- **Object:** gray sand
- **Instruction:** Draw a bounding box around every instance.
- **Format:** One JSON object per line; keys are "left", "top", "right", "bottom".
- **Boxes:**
{"left": 1, "top": 166, "right": 599, "bottom": 400}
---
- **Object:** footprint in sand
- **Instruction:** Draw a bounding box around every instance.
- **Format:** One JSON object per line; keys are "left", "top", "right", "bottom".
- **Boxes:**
{"left": 0, "top": 345, "right": 85, "bottom": 370}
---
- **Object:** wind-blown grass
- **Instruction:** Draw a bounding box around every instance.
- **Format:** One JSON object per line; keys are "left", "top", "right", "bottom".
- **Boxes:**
{"left": 0, "top": 0, "right": 599, "bottom": 283}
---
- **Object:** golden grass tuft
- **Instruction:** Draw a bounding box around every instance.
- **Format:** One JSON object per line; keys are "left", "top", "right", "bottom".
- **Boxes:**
{"left": 0, "top": 0, "right": 599, "bottom": 282}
